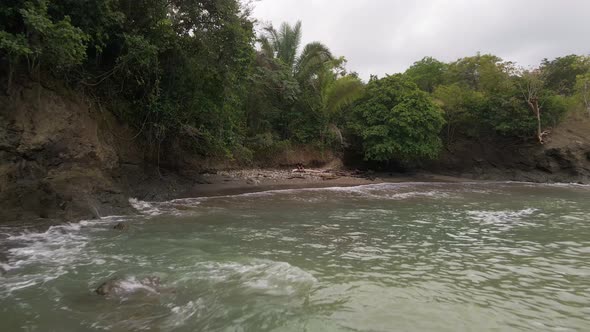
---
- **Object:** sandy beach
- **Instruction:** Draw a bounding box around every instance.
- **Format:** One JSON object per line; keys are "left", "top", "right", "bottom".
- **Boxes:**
{"left": 183, "top": 168, "right": 473, "bottom": 198}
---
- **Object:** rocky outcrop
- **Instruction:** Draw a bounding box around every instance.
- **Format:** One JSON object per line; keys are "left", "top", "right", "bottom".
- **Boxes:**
{"left": 0, "top": 84, "right": 136, "bottom": 222}
{"left": 427, "top": 114, "right": 590, "bottom": 183}
{"left": 0, "top": 83, "right": 209, "bottom": 222}
{"left": 113, "top": 222, "right": 129, "bottom": 231}
{"left": 0, "top": 83, "right": 342, "bottom": 224}
{"left": 95, "top": 276, "right": 162, "bottom": 297}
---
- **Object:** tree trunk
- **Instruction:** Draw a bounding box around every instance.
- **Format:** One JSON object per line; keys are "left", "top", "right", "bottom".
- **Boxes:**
{"left": 584, "top": 81, "right": 590, "bottom": 117}
{"left": 527, "top": 98, "right": 544, "bottom": 144}
{"left": 536, "top": 108, "right": 543, "bottom": 144}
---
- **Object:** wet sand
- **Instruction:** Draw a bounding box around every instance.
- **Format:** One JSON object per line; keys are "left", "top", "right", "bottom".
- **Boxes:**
{"left": 184, "top": 169, "right": 473, "bottom": 198}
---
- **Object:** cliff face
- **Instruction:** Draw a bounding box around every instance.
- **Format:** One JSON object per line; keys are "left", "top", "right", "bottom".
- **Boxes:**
{"left": 0, "top": 84, "right": 138, "bottom": 222}
{"left": 0, "top": 84, "right": 237, "bottom": 223}
{"left": 0, "top": 84, "right": 339, "bottom": 223}
{"left": 428, "top": 114, "right": 590, "bottom": 183}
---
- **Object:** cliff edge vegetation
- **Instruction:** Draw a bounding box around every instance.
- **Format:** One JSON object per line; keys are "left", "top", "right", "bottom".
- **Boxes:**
{"left": 1, "top": 1, "right": 589, "bottom": 222}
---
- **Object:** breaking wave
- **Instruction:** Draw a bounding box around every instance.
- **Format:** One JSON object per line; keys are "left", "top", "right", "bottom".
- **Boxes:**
{"left": 191, "top": 260, "right": 317, "bottom": 296}
{"left": 0, "top": 217, "right": 124, "bottom": 297}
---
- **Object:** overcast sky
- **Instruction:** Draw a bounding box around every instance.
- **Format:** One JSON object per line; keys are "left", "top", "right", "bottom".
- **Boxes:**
{"left": 252, "top": 0, "right": 590, "bottom": 80}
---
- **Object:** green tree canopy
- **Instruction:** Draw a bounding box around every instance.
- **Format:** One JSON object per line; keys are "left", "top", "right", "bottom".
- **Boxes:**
{"left": 404, "top": 56, "right": 447, "bottom": 93}
{"left": 541, "top": 55, "right": 590, "bottom": 96}
{"left": 0, "top": 0, "right": 88, "bottom": 78}
{"left": 575, "top": 72, "right": 590, "bottom": 116}
{"left": 350, "top": 75, "right": 445, "bottom": 162}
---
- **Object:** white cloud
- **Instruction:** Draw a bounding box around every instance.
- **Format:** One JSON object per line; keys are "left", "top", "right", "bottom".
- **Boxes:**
{"left": 252, "top": 0, "right": 590, "bottom": 79}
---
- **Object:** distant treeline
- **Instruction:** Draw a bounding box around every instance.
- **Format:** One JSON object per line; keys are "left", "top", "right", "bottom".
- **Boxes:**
{"left": 1, "top": 1, "right": 589, "bottom": 164}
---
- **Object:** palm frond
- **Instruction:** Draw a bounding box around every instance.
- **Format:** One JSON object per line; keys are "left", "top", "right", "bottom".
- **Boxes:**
{"left": 324, "top": 75, "right": 365, "bottom": 115}
{"left": 275, "top": 21, "right": 302, "bottom": 67}
{"left": 258, "top": 35, "right": 275, "bottom": 59}
{"left": 295, "top": 41, "right": 333, "bottom": 84}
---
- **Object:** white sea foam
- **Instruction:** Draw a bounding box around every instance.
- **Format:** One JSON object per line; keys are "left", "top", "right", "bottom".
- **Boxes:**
{"left": 4, "top": 225, "right": 90, "bottom": 271}
{"left": 467, "top": 208, "right": 538, "bottom": 224}
{"left": 164, "top": 299, "right": 204, "bottom": 328}
{"left": 0, "top": 217, "right": 126, "bottom": 297}
{"left": 528, "top": 182, "right": 590, "bottom": 188}
{"left": 193, "top": 260, "right": 317, "bottom": 296}
{"left": 129, "top": 197, "right": 207, "bottom": 216}
{"left": 129, "top": 198, "right": 163, "bottom": 216}
{"left": 167, "top": 182, "right": 435, "bottom": 202}
{"left": 213, "top": 182, "right": 450, "bottom": 201}
{"left": 130, "top": 181, "right": 581, "bottom": 216}
{"left": 100, "top": 276, "right": 160, "bottom": 296}
{"left": 384, "top": 190, "right": 450, "bottom": 200}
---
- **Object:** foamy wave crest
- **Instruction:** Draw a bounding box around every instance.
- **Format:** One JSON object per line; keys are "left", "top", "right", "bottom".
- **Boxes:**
{"left": 194, "top": 260, "right": 317, "bottom": 296}
{"left": 0, "top": 221, "right": 100, "bottom": 296}
{"left": 385, "top": 190, "right": 449, "bottom": 200}
{"left": 117, "top": 277, "right": 158, "bottom": 294}
{"left": 321, "top": 183, "right": 452, "bottom": 200}
{"left": 3, "top": 222, "right": 97, "bottom": 271}
{"left": 467, "top": 208, "right": 538, "bottom": 224}
{"left": 228, "top": 183, "right": 450, "bottom": 201}
{"left": 96, "top": 276, "right": 162, "bottom": 297}
{"left": 129, "top": 198, "right": 204, "bottom": 216}
{"left": 129, "top": 198, "right": 162, "bottom": 216}
{"left": 132, "top": 181, "right": 587, "bottom": 215}
{"left": 140, "top": 182, "right": 487, "bottom": 214}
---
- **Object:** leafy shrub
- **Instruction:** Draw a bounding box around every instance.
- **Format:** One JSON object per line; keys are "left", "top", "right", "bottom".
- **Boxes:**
{"left": 349, "top": 75, "right": 445, "bottom": 162}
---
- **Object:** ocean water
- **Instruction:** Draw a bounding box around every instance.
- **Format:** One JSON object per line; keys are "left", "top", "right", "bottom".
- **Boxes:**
{"left": 0, "top": 182, "right": 589, "bottom": 331}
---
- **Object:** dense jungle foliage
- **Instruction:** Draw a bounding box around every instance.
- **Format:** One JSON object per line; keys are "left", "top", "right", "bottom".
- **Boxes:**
{"left": 1, "top": 0, "right": 589, "bottom": 164}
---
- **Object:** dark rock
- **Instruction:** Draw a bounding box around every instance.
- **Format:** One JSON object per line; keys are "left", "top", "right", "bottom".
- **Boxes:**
{"left": 113, "top": 222, "right": 129, "bottom": 231}
{"left": 95, "top": 279, "right": 117, "bottom": 296}
{"left": 95, "top": 276, "right": 162, "bottom": 296}
{"left": 421, "top": 116, "right": 590, "bottom": 184}
{"left": 0, "top": 84, "right": 136, "bottom": 223}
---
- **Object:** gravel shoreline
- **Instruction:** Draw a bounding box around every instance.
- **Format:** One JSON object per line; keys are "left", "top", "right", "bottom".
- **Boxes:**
{"left": 183, "top": 168, "right": 473, "bottom": 198}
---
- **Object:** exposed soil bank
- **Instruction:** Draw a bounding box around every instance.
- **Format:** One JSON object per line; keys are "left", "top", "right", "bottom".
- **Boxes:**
{"left": 425, "top": 113, "right": 590, "bottom": 183}
{"left": 1, "top": 84, "right": 589, "bottom": 223}
{"left": 1, "top": 84, "right": 132, "bottom": 222}
{"left": 0, "top": 84, "right": 341, "bottom": 223}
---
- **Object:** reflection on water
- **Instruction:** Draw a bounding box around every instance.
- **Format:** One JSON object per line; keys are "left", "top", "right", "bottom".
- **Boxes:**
{"left": 1, "top": 182, "right": 590, "bottom": 331}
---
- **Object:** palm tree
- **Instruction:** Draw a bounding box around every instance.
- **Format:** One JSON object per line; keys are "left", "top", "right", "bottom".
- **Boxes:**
{"left": 318, "top": 64, "right": 364, "bottom": 145}
{"left": 259, "top": 21, "right": 303, "bottom": 69}
{"left": 259, "top": 21, "right": 333, "bottom": 84}
{"left": 259, "top": 21, "right": 364, "bottom": 144}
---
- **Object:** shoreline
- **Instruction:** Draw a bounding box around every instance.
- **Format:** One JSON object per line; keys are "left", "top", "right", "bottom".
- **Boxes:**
{"left": 1, "top": 171, "right": 588, "bottom": 233}
{"left": 179, "top": 169, "right": 477, "bottom": 199}
{"left": 2, "top": 167, "right": 588, "bottom": 228}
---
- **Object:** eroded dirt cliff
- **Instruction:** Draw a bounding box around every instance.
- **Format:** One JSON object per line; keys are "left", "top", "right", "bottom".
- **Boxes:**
{"left": 0, "top": 84, "right": 138, "bottom": 222}
{"left": 428, "top": 113, "right": 590, "bottom": 183}
{"left": 0, "top": 84, "right": 339, "bottom": 223}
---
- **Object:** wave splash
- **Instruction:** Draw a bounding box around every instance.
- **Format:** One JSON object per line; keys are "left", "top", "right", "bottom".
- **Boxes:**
{"left": 0, "top": 217, "right": 124, "bottom": 297}
{"left": 193, "top": 260, "right": 318, "bottom": 297}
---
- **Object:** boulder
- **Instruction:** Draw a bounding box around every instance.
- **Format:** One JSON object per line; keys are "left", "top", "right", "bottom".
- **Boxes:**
{"left": 95, "top": 276, "right": 162, "bottom": 297}
{"left": 113, "top": 222, "right": 129, "bottom": 231}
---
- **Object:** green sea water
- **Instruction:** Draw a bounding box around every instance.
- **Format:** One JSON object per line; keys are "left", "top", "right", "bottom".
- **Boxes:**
{"left": 1, "top": 182, "right": 589, "bottom": 331}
